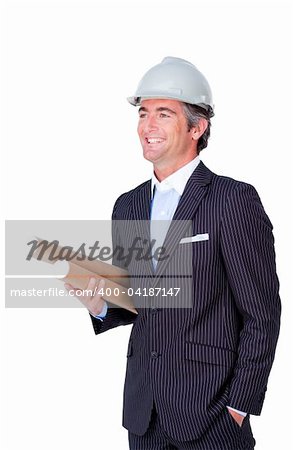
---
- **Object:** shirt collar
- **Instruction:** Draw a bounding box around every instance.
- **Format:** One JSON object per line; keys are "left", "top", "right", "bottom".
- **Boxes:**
{"left": 151, "top": 155, "right": 201, "bottom": 197}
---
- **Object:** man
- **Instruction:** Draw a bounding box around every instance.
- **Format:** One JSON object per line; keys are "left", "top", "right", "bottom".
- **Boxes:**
{"left": 66, "top": 57, "right": 281, "bottom": 449}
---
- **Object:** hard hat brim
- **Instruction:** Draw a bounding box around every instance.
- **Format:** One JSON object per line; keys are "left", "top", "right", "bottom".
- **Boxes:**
{"left": 127, "top": 94, "right": 213, "bottom": 111}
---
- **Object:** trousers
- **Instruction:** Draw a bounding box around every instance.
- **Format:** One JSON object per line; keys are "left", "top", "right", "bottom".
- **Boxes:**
{"left": 128, "top": 404, "right": 255, "bottom": 450}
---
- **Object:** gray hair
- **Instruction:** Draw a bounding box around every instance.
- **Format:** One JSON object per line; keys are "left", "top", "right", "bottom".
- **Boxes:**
{"left": 182, "top": 103, "right": 214, "bottom": 152}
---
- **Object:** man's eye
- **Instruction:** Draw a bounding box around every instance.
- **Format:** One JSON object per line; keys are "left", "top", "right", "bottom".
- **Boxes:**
{"left": 139, "top": 114, "right": 146, "bottom": 118}
{"left": 159, "top": 113, "right": 170, "bottom": 118}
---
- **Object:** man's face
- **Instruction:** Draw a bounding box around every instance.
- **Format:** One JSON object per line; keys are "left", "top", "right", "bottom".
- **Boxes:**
{"left": 137, "top": 99, "right": 196, "bottom": 168}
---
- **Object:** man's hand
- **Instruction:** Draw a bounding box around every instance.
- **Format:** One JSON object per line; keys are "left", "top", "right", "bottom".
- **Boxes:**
{"left": 227, "top": 407, "right": 245, "bottom": 427}
{"left": 65, "top": 277, "right": 106, "bottom": 317}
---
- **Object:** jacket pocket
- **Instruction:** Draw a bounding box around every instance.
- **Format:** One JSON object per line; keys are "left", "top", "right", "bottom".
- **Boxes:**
{"left": 185, "top": 342, "right": 236, "bottom": 367}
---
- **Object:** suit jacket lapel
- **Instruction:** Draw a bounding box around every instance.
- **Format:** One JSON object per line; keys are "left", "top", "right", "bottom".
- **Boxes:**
{"left": 172, "top": 161, "right": 213, "bottom": 221}
{"left": 154, "top": 161, "right": 214, "bottom": 281}
{"left": 129, "top": 162, "right": 214, "bottom": 284}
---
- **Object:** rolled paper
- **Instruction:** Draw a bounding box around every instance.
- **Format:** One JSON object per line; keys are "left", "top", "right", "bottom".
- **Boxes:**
{"left": 31, "top": 236, "right": 130, "bottom": 286}
{"left": 60, "top": 261, "right": 137, "bottom": 314}
{"left": 31, "top": 237, "right": 137, "bottom": 314}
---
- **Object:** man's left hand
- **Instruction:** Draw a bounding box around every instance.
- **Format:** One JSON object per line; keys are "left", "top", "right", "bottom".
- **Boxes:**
{"left": 227, "top": 408, "right": 245, "bottom": 427}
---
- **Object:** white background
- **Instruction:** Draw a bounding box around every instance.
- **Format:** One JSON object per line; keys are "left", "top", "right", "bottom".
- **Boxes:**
{"left": 1, "top": 0, "right": 292, "bottom": 449}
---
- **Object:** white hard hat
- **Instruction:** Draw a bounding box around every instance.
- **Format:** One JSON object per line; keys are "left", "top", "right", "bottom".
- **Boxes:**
{"left": 127, "top": 56, "right": 214, "bottom": 110}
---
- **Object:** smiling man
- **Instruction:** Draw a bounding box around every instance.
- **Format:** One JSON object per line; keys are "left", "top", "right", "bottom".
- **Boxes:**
{"left": 138, "top": 99, "right": 208, "bottom": 180}
{"left": 69, "top": 57, "right": 281, "bottom": 450}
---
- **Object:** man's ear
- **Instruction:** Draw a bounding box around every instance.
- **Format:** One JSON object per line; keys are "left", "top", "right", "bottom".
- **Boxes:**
{"left": 191, "top": 118, "right": 208, "bottom": 141}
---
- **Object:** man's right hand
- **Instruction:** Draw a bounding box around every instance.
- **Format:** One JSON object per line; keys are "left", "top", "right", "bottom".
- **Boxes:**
{"left": 65, "top": 277, "right": 106, "bottom": 317}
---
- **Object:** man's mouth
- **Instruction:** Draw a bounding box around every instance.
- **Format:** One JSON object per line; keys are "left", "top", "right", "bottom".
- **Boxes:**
{"left": 145, "top": 137, "right": 165, "bottom": 144}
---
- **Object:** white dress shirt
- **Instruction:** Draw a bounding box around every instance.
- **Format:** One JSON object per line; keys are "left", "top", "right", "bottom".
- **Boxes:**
{"left": 150, "top": 156, "right": 201, "bottom": 268}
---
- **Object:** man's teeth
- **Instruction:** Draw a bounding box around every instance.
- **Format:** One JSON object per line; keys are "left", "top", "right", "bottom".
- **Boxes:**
{"left": 147, "top": 138, "right": 163, "bottom": 144}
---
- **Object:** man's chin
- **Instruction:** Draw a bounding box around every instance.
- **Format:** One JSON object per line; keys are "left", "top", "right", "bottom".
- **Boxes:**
{"left": 143, "top": 150, "right": 163, "bottom": 164}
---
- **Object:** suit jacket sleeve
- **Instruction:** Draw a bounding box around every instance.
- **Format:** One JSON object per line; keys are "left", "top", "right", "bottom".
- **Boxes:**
{"left": 220, "top": 182, "right": 281, "bottom": 415}
{"left": 90, "top": 195, "right": 137, "bottom": 335}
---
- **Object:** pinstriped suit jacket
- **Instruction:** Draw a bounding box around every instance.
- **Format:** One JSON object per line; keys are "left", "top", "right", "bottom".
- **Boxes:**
{"left": 91, "top": 161, "right": 281, "bottom": 441}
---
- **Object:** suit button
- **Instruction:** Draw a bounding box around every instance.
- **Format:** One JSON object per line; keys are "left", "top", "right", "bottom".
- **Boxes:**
{"left": 151, "top": 351, "right": 158, "bottom": 359}
{"left": 151, "top": 308, "right": 158, "bottom": 314}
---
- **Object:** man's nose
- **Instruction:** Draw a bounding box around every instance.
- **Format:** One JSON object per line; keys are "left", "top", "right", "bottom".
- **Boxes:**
{"left": 144, "top": 115, "right": 158, "bottom": 132}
